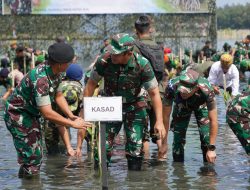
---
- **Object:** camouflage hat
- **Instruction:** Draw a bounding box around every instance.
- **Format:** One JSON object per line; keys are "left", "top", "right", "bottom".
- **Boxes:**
{"left": 240, "top": 59, "right": 250, "bottom": 73}
{"left": 63, "top": 88, "right": 79, "bottom": 112}
{"left": 107, "top": 33, "right": 134, "bottom": 55}
{"left": 220, "top": 53, "right": 233, "bottom": 66}
{"left": 36, "top": 55, "right": 45, "bottom": 63}
{"left": 177, "top": 69, "right": 200, "bottom": 94}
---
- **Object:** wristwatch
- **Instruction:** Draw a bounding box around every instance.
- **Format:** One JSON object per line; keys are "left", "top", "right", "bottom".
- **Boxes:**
{"left": 207, "top": 144, "right": 216, "bottom": 151}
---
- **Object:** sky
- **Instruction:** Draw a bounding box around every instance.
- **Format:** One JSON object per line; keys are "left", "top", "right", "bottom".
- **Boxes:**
{"left": 217, "top": 0, "right": 250, "bottom": 7}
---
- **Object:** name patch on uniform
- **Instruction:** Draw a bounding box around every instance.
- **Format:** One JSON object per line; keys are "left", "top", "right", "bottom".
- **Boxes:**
{"left": 84, "top": 97, "right": 122, "bottom": 121}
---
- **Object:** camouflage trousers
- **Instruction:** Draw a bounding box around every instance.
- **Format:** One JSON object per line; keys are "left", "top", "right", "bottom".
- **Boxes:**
{"left": 44, "top": 121, "right": 69, "bottom": 155}
{"left": 227, "top": 113, "right": 250, "bottom": 155}
{"left": 4, "top": 116, "right": 43, "bottom": 174}
{"left": 94, "top": 107, "right": 148, "bottom": 165}
{"left": 144, "top": 104, "right": 157, "bottom": 143}
{"left": 171, "top": 104, "right": 210, "bottom": 162}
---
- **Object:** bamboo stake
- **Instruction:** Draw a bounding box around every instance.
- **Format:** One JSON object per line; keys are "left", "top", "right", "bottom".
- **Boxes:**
{"left": 24, "top": 55, "right": 26, "bottom": 75}
{"left": 31, "top": 52, "right": 35, "bottom": 69}
{"left": 11, "top": 60, "right": 14, "bottom": 88}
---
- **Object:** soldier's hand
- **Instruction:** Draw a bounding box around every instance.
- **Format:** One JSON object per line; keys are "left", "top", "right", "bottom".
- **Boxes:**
{"left": 67, "top": 147, "right": 76, "bottom": 157}
{"left": 71, "top": 118, "right": 92, "bottom": 129}
{"left": 206, "top": 150, "right": 216, "bottom": 163}
{"left": 76, "top": 147, "right": 82, "bottom": 157}
{"left": 213, "top": 86, "right": 220, "bottom": 95}
{"left": 154, "top": 121, "right": 166, "bottom": 140}
{"left": 68, "top": 114, "right": 78, "bottom": 121}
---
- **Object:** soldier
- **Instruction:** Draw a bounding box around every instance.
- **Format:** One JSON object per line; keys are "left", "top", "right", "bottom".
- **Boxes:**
{"left": 14, "top": 46, "right": 32, "bottom": 74}
{"left": 45, "top": 63, "right": 85, "bottom": 157}
{"left": 4, "top": 42, "right": 91, "bottom": 178}
{"left": 133, "top": 15, "right": 167, "bottom": 159}
{"left": 200, "top": 40, "right": 216, "bottom": 61}
{"left": 163, "top": 69, "right": 218, "bottom": 163}
{"left": 84, "top": 33, "right": 166, "bottom": 170}
{"left": 227, "top": 59, "right": 250, "bottom": 155}
{"left": 226, "top": 91, "right": 250, "bottom": 155}
{"left": 7, "top": 40, "right": 17, "bottom": 64}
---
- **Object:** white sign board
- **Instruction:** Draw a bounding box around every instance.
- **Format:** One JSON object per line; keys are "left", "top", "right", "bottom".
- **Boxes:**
{"left": 84, "top": 97, "right": 122, "bottom": 122}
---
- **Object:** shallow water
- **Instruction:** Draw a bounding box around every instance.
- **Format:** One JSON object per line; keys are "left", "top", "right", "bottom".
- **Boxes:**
{"left": 0, "top": 85, "right": 249, "bottom": 190}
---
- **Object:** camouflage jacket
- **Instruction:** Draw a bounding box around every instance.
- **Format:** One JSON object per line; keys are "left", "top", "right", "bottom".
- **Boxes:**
{"left": 90, "top": 52, "right": 158, "bottom": 112}
{"left": 57, "top": 80, "right": 83, "bottom": 113}
{"left": 4, "top": 62, "right": 62, "bottom": 121}
{"left": 227, "top": 91, "right": 250, "bottom": 123}
{"left": 163, "top": 76, "right": 216, "bottom": 111}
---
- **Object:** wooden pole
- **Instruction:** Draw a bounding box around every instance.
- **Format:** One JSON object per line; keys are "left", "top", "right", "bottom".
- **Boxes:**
{"left": 23, "top": 55, "right": 26, "bottom": 75}
{"left": 190, "top": 50, "right": 193, "bottom": 64}
{"left": 98, "top": 122, "right": 108, "bottom": 190}
{"left": 179, "top": 48, "right": 182, "bottom": 66}
{"left": 11, "top": 60, "right": 14, "bottom": 87}
{"left": 31, "top": 52, "right": 35, "bottom": 69}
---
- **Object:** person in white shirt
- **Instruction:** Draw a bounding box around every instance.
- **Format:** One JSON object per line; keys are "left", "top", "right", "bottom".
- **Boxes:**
{"left": 208, "top": 54, "right": 239, "bottom": 97}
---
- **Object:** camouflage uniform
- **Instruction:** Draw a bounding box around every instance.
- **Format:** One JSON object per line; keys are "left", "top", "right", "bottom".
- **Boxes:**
{"left": 45, "top": 79, "right": 83, "bottom": 154}
{"left": 90, "top": 34, "right": 157, "bottom": 167}
{"left": 4, "top": 62, "right": 62, "bottom": 175}
{"left": 163, "top": 69, "right": 216, "bottom": 162}
{"left": 226, "top": 91, "right": 250, "bottom": 155}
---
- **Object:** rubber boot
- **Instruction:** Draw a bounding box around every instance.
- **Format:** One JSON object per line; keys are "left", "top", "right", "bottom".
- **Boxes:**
{"left": 127, "top": 156, "right": 142, "bottom": 171}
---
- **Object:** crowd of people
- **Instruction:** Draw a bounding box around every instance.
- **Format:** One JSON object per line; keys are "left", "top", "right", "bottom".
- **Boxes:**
{"left": 0, "top": 15, "right": 249, "bottom": 178}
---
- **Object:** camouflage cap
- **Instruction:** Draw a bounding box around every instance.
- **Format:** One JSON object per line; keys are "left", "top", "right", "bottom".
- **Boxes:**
{"left": 107, "top": 33, "right": 134, "bottom": 55}
{"left": 177, "top": 69, "right": 200, "bottom": 93}
{"left": 36, "top": 55, "right": 45, "bottom": 63}
{"left": 63, "top": 88, "right": 79, "bottom": 112}
{"left": 240, "top": 59, "right": 250, "bottom": 72}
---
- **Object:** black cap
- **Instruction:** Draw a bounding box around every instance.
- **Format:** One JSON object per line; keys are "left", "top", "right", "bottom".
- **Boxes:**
{"left": 48, "top": 42, "right": 74, "bottom": 63}
{"left": 135, "top": 15, "right": 151, "bottom": 27}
